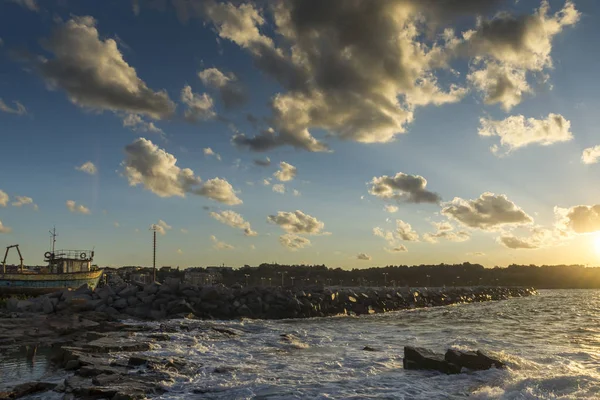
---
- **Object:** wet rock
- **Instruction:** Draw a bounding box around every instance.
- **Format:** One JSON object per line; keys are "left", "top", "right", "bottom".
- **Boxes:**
{"left": 363, "top": 346, "right": 378, "bottom": 352}
{"left": 445, "top": 349, "right": 505, "bottom": 371}
{"left": 403, "top": 346, "right": 461, "bottom": 374}
{"left": 4, "top": 382, "right": 56, "bottom": 399}
{"left": 65, "top": 359, "right": 81, "bottom": 370}
{"left": 84, "top": 337, "right": 152, "bottom": 353}
{"left": 213, "top": 366, "right": 236, "bottom": 374}
{"left": 212, "top": 326, "right": 241, "bottom": 336}
{"left": 148, "top": 333, "right": 170, "bottom": 341}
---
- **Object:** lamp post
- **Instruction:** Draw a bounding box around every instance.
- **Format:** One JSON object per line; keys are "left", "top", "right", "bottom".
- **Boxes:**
{"left": 383, "top": 272, "right": 388, "bottom": 287}
{"left": 245, "top": 274, "right": 250, "bottom": 287}
{"left": 261, "top": 277, "right": 265, "bottom": 287}
{"left": 268, "top": 277, "right": 272, "bottom": 287}
{"left": 278, "top": 271, "right": 287, "bottom": 286}
{"left": 426, "top": 274, "right": 431, "bottom": 288}
{"left": 290, "top": 276, "right": 295, "bottom": 286}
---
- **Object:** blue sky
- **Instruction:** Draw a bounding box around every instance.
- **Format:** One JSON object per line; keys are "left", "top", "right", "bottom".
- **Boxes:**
{"left": 1, "top": 0, "right": 600, "bottom": 269}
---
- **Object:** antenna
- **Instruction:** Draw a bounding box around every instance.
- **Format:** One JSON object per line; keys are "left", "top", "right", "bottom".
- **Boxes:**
{"left": 49, "top": 226, "right": 57, "bottom": 254}
{"left": 150, "top": 224, "right": 158, "bottom": 282}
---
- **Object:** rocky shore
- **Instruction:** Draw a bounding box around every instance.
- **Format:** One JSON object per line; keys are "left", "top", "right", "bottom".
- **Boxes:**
{"left": 3, "top": 281, "right": 537, "bottom": 321}
{"left": 0, "top": 285, "right": 536, "bottom": 399}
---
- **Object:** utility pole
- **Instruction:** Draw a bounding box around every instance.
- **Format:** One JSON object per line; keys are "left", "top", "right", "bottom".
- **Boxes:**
{"left": 150, "top": 225, "right": 158, "bottom": 282}
{"left": 49, "top": 226, "right": 57, "bottom": 254}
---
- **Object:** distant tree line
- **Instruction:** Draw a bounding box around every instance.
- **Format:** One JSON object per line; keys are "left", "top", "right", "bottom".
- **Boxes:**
{"left": 176, "top": 262, "right": 600, "bottom": 289}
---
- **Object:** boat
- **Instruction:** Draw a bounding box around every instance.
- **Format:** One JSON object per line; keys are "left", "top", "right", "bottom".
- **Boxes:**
{"left": 0, "top": 229, "right": 103, "bottom": 295}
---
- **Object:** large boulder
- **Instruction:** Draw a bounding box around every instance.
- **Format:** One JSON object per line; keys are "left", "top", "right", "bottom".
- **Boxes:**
{"left": 445, "top": 349, "right": 505, "bottom": 371}
{"left": 403, "top": 346, "right": 461, "bottom": 374}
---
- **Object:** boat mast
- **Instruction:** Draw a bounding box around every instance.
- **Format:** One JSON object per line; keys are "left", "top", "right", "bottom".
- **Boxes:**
{"left": 49, "top": 227, "right": 57, "bottom": 254}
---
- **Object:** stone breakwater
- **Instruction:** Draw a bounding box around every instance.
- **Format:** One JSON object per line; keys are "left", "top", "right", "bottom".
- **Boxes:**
{"left": 4, "top": 281, "right": 537, "bottom": 320}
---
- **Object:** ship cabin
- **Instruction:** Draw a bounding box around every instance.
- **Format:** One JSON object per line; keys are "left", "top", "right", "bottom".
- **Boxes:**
{"left": 45, "top": 250, "right": 95, "bottom": 274}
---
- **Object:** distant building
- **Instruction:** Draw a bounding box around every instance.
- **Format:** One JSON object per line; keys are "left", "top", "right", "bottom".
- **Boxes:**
{"left": 130, "top": 272, "right": 152, "bottom": 284}
{"left": 206, "top": 266, "right": 233, "bottom": 273}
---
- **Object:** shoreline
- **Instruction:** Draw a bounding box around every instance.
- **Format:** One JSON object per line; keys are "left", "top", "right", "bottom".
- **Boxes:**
{"left": 0, "top": 285, "right": 536, "bottom": 399}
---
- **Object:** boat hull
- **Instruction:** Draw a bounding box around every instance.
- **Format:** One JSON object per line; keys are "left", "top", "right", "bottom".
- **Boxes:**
{"left": 0, "top": 269, "right": 103, "bottom": 295}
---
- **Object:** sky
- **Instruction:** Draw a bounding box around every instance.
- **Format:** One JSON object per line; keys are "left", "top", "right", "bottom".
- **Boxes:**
{"left": 1, "top": 0, "right": 600, "bottom": 269}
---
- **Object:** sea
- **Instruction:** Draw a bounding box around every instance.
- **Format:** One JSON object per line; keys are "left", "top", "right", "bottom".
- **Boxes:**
{"left": 3, "top": 289, "right": 600, "bottom": 399}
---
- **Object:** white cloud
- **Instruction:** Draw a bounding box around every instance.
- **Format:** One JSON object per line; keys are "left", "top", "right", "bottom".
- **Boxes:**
{"left": 198, "top": 67, "right": 246, "bottom": 109}
{"left": 210, "top": 210, "right": 257, "bottom": 236}
{"left": 368, "top": 172, "right": 441, "bottom": 204}
{"left": 385, "top": 245, "right": 407, "bottom": 253}
{"left": 465, "top": 1, "right": 580, "bottom": 109}
{"left": 177, "top": 248, "right": 183, "bottom": 254}
{"left": 479, "top": 114, "right": 573, "bottom": 154}
{"left": 0, "top": 220, "right": 12, "bottom": 234}
{"left": 123, "top": 114, "right": 163, "bottom": 134}
{"left": 203, "top": 147, "right": 222, "bottom": 161}
{"left": 0, "top": 190, "right": 8, "bottom": 207}
{"left": 423, "top": 221, "right": 470, "bottom": 243}
{"left": 180, "top": 228, "right": 189, "bottom": 234}
{"left": 292, "top": 189, "right": 301, "bottom": 197}
{"left": 211, "top": 234, "right": 234, "bottom": 250}
{"left": 273, "top": 162, "right": 297, "bottom": 182}
{"left": 66, "top": 200, "right": 90, "bottom": 215}
{"left": 38, "top": 16, "right": 175, "bottom": 119}
{"left": 272, "top": 184, "right": 285, "bottom": 194}
{"left": 8, "top": 0, "right": 38, "bottom": 12}
{"left": 384, "top": 205, "right": 399, "bottom": 213}
{"left": 181, "top": 85, "right": 216, "bottom": 122}
{"left": 498, "top": 226, "right": 566, "bottom": 250}
{"left": 373, "top": 227, "right": 396, "bottom": 246}
{"left": 357, "top": 253, "right": 371, "bottom": 261}
{"left": 555, "top": 204, "right": 600, "bottom": 234}
{"left": 12, "top": 196, "right": 38, "bottom": 210}
{"left": 442, "top": 192, "right": 532, "bottom": 230}
{"left": 267, "top": 210, "right": 325, "bottom": 235}
{"left": 152, "top": 219, "right": 172, "bottom": 235}
{"left": 0, "top": 99, "right": 27, "bottom": 115}
{"left": 279, "top": 233, "right": 311, "bottom": 251}
{"left": 262, "top": 178, "right": 271, "bottom": 186}
{"left": 76, "top": 161, "right": 97, "bottom": 175}
{"left": 122, "top": 137, "right": 242, "bottom": 205}
{"left": 582, "top": 146, "right": 600, "bottom": 165}
{"left": 395, "top": 220, "right": 419, "bottom": 241}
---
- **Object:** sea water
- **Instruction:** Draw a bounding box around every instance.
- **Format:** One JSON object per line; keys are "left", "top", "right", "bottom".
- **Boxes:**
{"left": 4, "top": 289, "right": 600, "bottom": 399}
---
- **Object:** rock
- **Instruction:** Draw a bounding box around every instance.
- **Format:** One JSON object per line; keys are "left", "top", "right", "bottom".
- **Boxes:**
{"left": 148, "top": 333, "right": 170, "bottom": 341}
{"left": 92, "top": 373, "right": 121, "bottom": 386}
{"left": 363, "top": 346, "right": 378, "bottom": 352}
{"left": 7, "top": 382, "right": 56, "bottom": 399}
{"left": 143, "top": 282, "right": 160, "bottom": 295}
{"left": 84, "top": 337, "right": 152, "bottom": 353}
{"left": 127, "top": 296, "right": 141, "bottom": 307}
{"left": 118, "top": 286, "right": 138, "bottom": 298}
{"left": 445, "top": 349, "right": 505, "bottom": 371}
{"left": 65, "top": 359, "right": 81, "bottom": 370}
{"left": 213, "top": 366, "right": 236, "bottom": 374}
{"left": 403, "top": 346, "right": 461, "bottom": 374}
{"left": 41, "top": 297, "right": 54, "bottom": 314}
{"left": 112, "top": 298, "right": 129, "bottom": 310}
{"left": 212, "top": 327, "right": 241, "bottom": 336}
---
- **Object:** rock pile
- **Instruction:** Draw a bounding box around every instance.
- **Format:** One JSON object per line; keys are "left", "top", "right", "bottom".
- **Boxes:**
{"left": 4, "top": 281, "right": 537, "bottom": 321}
{"left": 403, "top": 346, "right": 505, "bottom": 374}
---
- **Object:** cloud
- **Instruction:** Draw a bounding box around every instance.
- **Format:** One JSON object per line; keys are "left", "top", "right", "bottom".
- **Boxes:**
{"left": 292, "top": 189, "right": 301, "bottom": 197}
{"left": 0, "top": 190, "right": 8, "bottom": 207}
{"left": 267, "top": 210, "right": 325, "bottom": 235}
{"left": 479, "top": 114, "right": 573, "bottom": 154}
{"left": 203, "top": 147, "right": 222, "bottom": 161}
{"left": 198, "top": 67, "right": 246, "bottom": 109}
{"left": 555, "top": 204, "right": 600, "bottom": 234}
{"left": 395, "top": 220, "right": 419, "bottom": 242}
{"left": 180, "top": 228, "right": 188, "bottom": 234}
{"left": 272, "top": 184, "right": 285, "bottom": 194}
{"left": 368, "top": 172, "right": 441, "bottom": 204}
{"left": 114, "top": 222, "right": 120, "bottom": 228}
{"left": 123, "top": 114, "right": 164, "bottom": 134}
{"left": 122, "top": 137, "right": 242, "bottom": 204}
{"left": 262, "top": 178, "right": 271, "bottom": 186}
{"left": 357, "top": 253, "right": 371, "bottom": 261}
{"left": 210, "top": 210, "right": 257, "bottom": 236}
{"left": 211, "top": 234, "right": 234, "bottom": 250}
{"left": 12, "top": 196, "right": 38, "bottom": 210}
{"left": 373, "top": 227, "right": 396, "bottom": 246}
{"left": 8, "top": 0, "right": 38, "bottom": 12}
{"left": 279, "top": 233, "right": 311, "bottom": 251}
{"left": 206, "top": 1, "right": 473, "bottom": 152}
{"left": 254, "top": 157, "right": 271, "bottom": 167}
{"left": 466, "top": 252, "right": 485, "bottom": 256}
{"left": 442, "top": 192, "right": 533, "bottom": 230}
{"left": 37, "top": 16, "right": 175, "bottom": 119}
{"left": 177, "top": 248, "right": 183, "bottom": 254}
{"left": 152, "top": 219, "right": 172, "bottom": 235}
{"left": 66, "top": 200, "right": 90, "bottom": 215}
{"left": 464, "top": 1, "right": 580, "bottom": 109}
{"left": 423, "top": 221, "right": 470, "bottom": 243}
{"left": 582, "top": 146, "right": 600, "bottom": 165}
{"left": 0, "top": 99, "right": 27, "bottom": 115}
{"left": 181, "top": 85, "right": 216, "bottom": 122}
{"left": 384, "top": 205, "right": 399, "bottom": 213}
{"left": 385, "top": 245, "right": 407, "bottom": 253}
{"left": 273, "top": 162, "right": 297, "bottom": 182}
{"left": 498, "top": 226, "right": 562, "bottom": 249}
{"left": 76, "top": 161, "right": 97, "bottom": 175}
{"left": 0, "top": 220, "right": 11, "bottom": 234}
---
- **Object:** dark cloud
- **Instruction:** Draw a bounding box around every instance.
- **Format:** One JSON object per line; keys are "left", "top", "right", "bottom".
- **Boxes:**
{"left": 253, "top": 157, "right": 271, "bottom": 167}
{"left": 368, "top": 173, "right": 441, "bottom": 204}
{"left": 198, "top": 67, "right": 247, "bottom": 109}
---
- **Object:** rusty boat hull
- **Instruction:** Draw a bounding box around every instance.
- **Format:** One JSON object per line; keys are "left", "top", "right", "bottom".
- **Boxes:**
{"left": 0, "top": 269, "right": 103, "bottom": 295}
